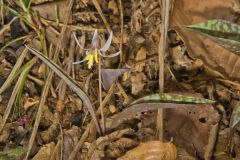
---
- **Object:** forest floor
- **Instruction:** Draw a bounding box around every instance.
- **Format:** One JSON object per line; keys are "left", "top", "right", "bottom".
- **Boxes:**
{"left": 0, "top": 0, "right": 240, "bottom": 160}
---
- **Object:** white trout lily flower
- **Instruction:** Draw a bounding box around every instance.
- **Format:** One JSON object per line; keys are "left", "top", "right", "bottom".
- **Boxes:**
{"left": 73, "top": 30, "right": 120, "bottom": 69}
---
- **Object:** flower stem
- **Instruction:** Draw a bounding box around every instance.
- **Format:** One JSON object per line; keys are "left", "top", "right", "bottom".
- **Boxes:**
{"left": 98, "top": 57, "right": 105, "bottom": 134}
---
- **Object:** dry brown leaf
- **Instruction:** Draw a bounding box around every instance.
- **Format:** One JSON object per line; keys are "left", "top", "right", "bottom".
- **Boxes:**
{"left": 62, "top": 126, "right": 82, "bottom": 160}
{"left": 32, "top": 0, "right": 72, "bottom": 22}
{"left": 170, "top": 45, "right": 203, "bottom": 71}
{"left": 117, "top": 141, "right": 177, "bottom": 160}
{"left": 108, "top": 0, "right": 119, "bottom": 15}
{"left": 32, "top": 142, "right": 55, "bottom": 160}
{"left": 164, "top": 103, "right": 220, "bottom": 159}
{"left": 170, "top": 0, "right": 240, "bottom": 80}
{"left": 23, "top": 97, "right": 39, "bottom": 110}
{"left": 109, "top": 105, "right": 117, "bottom": 113}
{"left": 134, "top": 47, "right": 147, "bottom": 72}
{"left": 131, "top": 72, "right": 146, "bottom": 95}
{"left": 40, "top": 122, "right": 59, "bottom": 143}
{"left": 106, "top": 137, "right": 139, "bottom": 158}
{"left": 88, "top": 128, "right": 134, "bottom": 160}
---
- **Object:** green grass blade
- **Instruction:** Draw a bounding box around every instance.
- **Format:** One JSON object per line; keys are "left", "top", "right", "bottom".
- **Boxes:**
{"left": 0, "top": 57, "right": 37, "bottom": 133}
{"left": 0, "top": 35, "right": 28, "bottom": 52}
{"left": 0, "top": 47, "right": 28, "bottom": 94}
{"left": 0, "top": 3, "right": 20, "bottom": 16}
{"left": 14, "top": 57, "right": 37, "bottom": 107}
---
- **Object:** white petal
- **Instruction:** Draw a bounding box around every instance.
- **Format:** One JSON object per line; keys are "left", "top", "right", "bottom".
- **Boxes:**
{"left": 98, "top": 50, "right": 121, "bottom": 58}
{"left": 73, "top": 57, "right": 87, "bottom": 64}
{"left": 91, "top": 30, "right": 99, "bottom": 47}
{"left": 74, "top": 32, "right": 89, "bottom": 50}
{"left": 100, "top": 32, "right": 113, "bottom": 52}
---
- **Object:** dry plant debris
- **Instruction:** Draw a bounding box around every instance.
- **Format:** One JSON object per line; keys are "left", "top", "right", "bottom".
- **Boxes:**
{"left": 0, "top": 0, "right": 240, "bottom": 159}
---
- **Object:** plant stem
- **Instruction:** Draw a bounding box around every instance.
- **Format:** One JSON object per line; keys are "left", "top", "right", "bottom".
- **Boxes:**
{"left": 98, "top": 57, "right": 105, "bottom": 134}
{"left": 156, "top": 0, "right": 171, "bottom": 141}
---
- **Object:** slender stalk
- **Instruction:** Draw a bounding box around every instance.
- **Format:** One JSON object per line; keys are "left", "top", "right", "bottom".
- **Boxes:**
{"left": 118, "top": 0, "right": 124, "bottom": 63}
{"left": 98, "top": 57, "right": 105, "bottom": 133}
{"left": 156, "top": 0, "right": 171, "bottom": 141}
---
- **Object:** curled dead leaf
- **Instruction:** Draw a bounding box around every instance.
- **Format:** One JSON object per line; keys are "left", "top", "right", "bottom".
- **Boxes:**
{"left": 117, "top": 141, "right": 177, "bottom": 160}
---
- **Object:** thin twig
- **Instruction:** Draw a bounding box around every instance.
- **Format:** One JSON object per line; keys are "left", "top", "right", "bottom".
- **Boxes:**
{"left": 118, "top": 0, "right": 124, "bottom": 63}
{"left": 156, "top": 0, "right": 171, "bottom": 141}
{"left": 98, "top": 57, "right": 105, "bottom": 133}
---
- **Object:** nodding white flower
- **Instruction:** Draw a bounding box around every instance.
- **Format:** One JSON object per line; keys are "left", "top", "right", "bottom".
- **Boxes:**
{"left": 73, "top": 30, "right": 120, "bottom": 69}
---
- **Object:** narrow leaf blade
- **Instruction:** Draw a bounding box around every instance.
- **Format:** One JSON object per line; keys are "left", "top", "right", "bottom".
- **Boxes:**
{"left": 26, "top": 46, "right": 101, "bottom": 133}
{"left": 110, "top": 103, "right": 205, "bottom": 129}
{"left": 130, "top": 93, "right": 215, "bottom": 106}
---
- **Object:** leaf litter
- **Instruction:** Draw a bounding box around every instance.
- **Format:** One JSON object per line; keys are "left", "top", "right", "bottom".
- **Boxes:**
{"left": 0, "top": 0, "right": 239, "bottom": 159}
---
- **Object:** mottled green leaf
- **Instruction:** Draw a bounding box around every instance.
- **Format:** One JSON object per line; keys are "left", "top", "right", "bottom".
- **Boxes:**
{"left": 184, "top": 19, "right": 240, "bottom": 55}
{"left": 130, "top": 93, "right": 215, "bottom": 106}
{"left": 185, "top": 19, "right": 240, "bottom": 41}
{"left": 230, "top": 102, "right": 240, "bottom": 129}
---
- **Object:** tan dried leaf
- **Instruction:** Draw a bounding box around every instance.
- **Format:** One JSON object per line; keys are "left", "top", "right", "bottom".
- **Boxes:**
{"left": 38, "top": 63, "right": 45, "bottom": 77}
{"left": 32, "top": 142, "right": 55, "bottom": 160}
{"left": 23, "top": 97, "right": 39, "bottom": 110}
{"left": 134, "top": 47, "right": 147, "bottom": 72}
{"left": 131, "top": 73, "right": 146, "bottom": 95}
{"left": 108, "top": 0, "right": 119, "bottom": 15}
{"left": 109, "top": 105, "right": 117, "bottom": 113}
{"left": 118, "top": 141, "right": 177, "bottom": 160}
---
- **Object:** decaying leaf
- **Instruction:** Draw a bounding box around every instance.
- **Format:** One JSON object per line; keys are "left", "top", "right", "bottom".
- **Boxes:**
{"left": 131, "top": 73, "right": 146, "bottom": 95}
{"left": 101, "top": 69, "right": 129, "bottom": 90}
{"left": 106, "top": 137, "right": 139, "bottom": 158}
{"left": 230, "top": 102, "right": 240, "bottom": 129}
{"left": 134, "top": 47, "right": 147, "bottom": 72}
{"left": 32, "top": 142, "right": 55, "bottom": 160}
{"left": 164, "top": 104, "right": 220, "bottom": 158}
{"left": 88, "top": 128, "right": 135, "bottom": 160}
{"left": 117, "top": 141, "right": 177, "bottom": 160}
{"left": 62, "top": 126, "right": 82, "bottom": 160}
